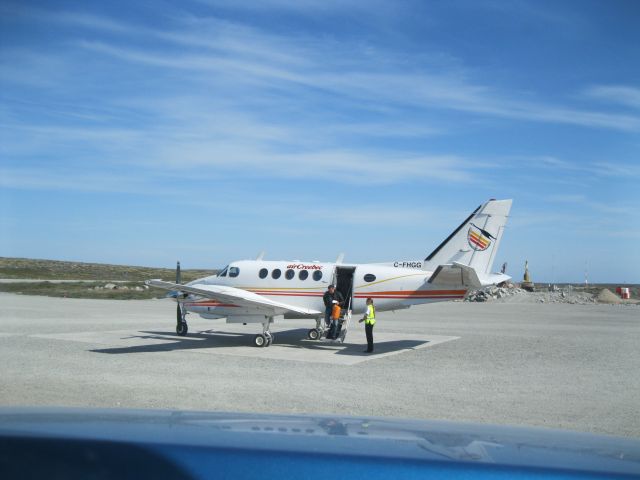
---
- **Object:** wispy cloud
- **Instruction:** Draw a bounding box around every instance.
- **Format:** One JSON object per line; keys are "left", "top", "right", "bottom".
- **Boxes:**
{"left": 591, "top": 162, "right": 640, "bottom": 178}
{"left": 510, "top": 156, "right": 640, "bottom": 179}
{"left": 3, "top": 6, "right": 639, "bottom": 195}
{"left": 75, "top": 36, "right": 640, "bottom": 132}
{"left": 544, "top": 194, "right": 636, "bottom": 216}
{"left": 0, "top": 166, "right": 175, "bottom": 195}
{"left": 8, "top": 7, "right": 637, "bottom": 134}
{"left": 584, "top": 85, "right": 640, "bottom": 110}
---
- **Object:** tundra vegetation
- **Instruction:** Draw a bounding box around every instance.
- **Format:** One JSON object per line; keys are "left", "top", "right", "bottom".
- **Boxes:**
{"left": 0, "top": 257, "right": 216, "bottom": 299}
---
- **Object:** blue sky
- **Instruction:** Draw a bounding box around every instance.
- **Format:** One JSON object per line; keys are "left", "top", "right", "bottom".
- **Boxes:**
{"left": 1, "top": 0, "right": 639, "bottom": 283}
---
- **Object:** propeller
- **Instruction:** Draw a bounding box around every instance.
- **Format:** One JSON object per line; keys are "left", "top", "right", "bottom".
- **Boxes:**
{"left": 166, "top": 261, "right": 186, "bottom": 300}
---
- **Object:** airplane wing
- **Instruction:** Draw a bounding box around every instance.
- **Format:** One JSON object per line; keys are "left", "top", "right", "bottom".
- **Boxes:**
{"left": 146, "top": 280, "right": 322, "bottom": 317}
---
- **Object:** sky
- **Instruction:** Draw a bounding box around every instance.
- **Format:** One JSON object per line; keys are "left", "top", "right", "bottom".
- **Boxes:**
{"left": 1, "top": 0, "right": 639, "bottom": 283}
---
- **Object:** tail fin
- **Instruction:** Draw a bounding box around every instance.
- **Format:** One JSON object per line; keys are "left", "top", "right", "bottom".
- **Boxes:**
{"left": 423, "top": 199, "right": 512, "bottom": 276}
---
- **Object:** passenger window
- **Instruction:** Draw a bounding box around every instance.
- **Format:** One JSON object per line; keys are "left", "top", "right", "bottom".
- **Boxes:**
{"left": 285, "top": 269, "right": 295, "bottom": 280}
{"left": 299, "top": 270, "right": 309, "bottom": 281}
{"left": 313, "top": 270, "right": 323, "bottom": 281}
{"left": 272, "top": 269, "right": 282, "bottom": 279}
{"left": 364, "top": 273, "right": 376, "bottom": 282}
{"left": 229, "top": 267, "right": 240, "bottom": 278}
{"left": 259, "top": 268, "right": 268, "bottom": 279}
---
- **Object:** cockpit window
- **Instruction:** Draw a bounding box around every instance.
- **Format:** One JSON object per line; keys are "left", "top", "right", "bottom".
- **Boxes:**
{"left": 218, "top": 266, "right": 229, "bottom": 277}
{"left": 229, "top": 267, "right": 240, "bottom": 278}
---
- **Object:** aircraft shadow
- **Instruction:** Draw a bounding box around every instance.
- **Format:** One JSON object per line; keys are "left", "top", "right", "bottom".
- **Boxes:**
{"left": 291, "top": 339, "right": 429, "bottom": 356}
{"left": 91, "top": 329, "right": 255, "bottom": 354}
{"left": 91, "top": 328, "right": 429, "bottom": 356}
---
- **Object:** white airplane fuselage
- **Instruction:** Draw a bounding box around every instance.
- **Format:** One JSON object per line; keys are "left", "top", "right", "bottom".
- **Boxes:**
{"left": 182, "top": 260, "right": 466, "bottom": 320}
{"left": 148, "top": 199, "right": 512, "bottom": 345}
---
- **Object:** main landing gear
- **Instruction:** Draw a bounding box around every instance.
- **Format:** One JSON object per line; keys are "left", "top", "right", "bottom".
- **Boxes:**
{"left": 254, "top": 319, "right": 274, "bottom": 347}
{"left": 307, "top": 318, "right": 324, "bottom": 341}
{"left": 176, "top": 303, "right": 188, "bottom": 336}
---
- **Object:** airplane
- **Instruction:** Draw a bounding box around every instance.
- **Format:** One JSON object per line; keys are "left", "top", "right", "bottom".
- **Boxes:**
{"left": 147, "top": 199, "right": 512, "bottom": 347}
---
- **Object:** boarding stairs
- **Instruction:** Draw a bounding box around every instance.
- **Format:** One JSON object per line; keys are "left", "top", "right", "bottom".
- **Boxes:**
{"left": 321, "top": 299, "right": 352, "bottom": 344}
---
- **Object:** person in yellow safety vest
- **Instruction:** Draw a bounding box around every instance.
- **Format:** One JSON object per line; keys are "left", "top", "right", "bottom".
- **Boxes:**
{"left": 358, "top": 297, "right": 376, "bottom": 353}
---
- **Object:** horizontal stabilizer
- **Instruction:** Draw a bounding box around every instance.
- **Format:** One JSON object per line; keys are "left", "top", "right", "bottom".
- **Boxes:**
{"left": 428, "top": 263, "right": 482, "bottom": 288}
{"left": 428, "top": 263, "right": 511, "bottom": 288}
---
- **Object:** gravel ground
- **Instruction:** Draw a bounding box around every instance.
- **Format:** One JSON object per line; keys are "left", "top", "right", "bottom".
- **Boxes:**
{"left": 0, "top": 293, "right": 638, "bottom": 438}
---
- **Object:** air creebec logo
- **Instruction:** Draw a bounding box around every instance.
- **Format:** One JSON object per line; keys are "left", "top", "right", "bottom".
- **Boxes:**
{"left": 467, "top": 223, "right": 496, "bottom": 251}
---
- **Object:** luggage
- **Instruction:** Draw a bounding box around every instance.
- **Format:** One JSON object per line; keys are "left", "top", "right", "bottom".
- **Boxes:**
{"left": 319, "top": 303, "right": 351, "bottom": 344}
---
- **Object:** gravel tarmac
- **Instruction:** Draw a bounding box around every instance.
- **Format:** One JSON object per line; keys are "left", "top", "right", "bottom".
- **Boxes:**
{"left": 1, "top": 293, "right": 638, "bottom": 438}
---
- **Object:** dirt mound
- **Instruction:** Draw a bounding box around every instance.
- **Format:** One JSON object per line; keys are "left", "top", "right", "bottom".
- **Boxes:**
{"left": 596, "top": 288, "right": 622, "bottom": 304}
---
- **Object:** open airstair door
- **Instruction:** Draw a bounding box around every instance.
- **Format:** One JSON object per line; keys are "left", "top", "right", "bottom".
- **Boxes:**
{"left": 332, "top": 266, "right": 355, "bottom": 343}
{"left": 335, "top": 267, "right": 355, "bottom": 308}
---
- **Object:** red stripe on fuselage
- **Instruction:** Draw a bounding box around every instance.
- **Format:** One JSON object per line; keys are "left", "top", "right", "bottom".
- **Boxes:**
{"left": 188, "top": 289, "right": 466, "bottom": 303}
{"left": 186, "top": 302, "right": 240, "bottom": 307}
{"left": 248, "top": 291, "right": 324, "bottom": 297}
{"left": 355, "top": 294, "right": 465, "bottom": 298}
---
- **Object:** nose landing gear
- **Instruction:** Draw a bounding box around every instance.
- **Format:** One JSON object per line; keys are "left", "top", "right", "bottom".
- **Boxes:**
{"left": 176, "top": 303, "right": 188, "bottom": 336}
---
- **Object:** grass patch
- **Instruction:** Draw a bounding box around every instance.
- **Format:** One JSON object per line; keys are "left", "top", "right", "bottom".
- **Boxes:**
{"left": 0, "top": 281, "right": 165, "bottom": 300}
{"left": 0, "top": 257, "right": 219, "bottom": 299}
{"left": 0, "top": 257, "right": 215, "bottom": 282}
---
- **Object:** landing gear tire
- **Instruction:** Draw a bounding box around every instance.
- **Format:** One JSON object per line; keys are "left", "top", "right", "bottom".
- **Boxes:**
{"left": 308, "top": 328, "right": 319, "bottom": 340}
{"left": 254, "top": 334, "right": 266, "bottom": 347}
{"left": 176, "top": 322, "right": 188, "bottom": 336}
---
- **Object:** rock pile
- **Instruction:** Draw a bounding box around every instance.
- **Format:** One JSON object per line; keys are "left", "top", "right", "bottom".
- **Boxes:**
{"left": 533, "top": 290, "right": 596, "bottom": 304}
{"left": 465, "top": 285, "right": 525, "bottom": 302}
{"left": 465, "top": 285, "right": 598, "bottom": 305}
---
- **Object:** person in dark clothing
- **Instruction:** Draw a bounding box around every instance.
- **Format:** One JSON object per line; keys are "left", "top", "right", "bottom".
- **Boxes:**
{"left": 323, "top": 285, "right": 344, "bottom": 338}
